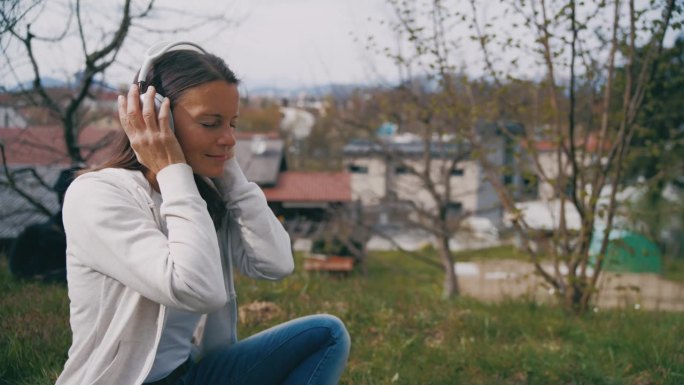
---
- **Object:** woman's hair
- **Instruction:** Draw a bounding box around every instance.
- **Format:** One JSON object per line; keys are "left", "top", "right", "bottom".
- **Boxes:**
{"left": 90, "top": 50, "right": 240, "bottom": 228}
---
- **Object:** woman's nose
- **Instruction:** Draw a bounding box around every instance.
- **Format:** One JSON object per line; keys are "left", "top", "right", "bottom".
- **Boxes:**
{"left": 217, "top": 126, "right": 236, "bottom": 146}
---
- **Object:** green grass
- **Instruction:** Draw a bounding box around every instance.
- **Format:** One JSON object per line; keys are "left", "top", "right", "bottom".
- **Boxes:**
{"left": 453, "top": 244, "right": 532, "bottom": 261}
{"left": 2, "top": 251, "right": 684, "bottom": 385}
{"left": 663, "top": 257, "right": 684, "bottom": 283}
{"left": 408, "top": 244, "right": 541, "bottom": 263}
{"left": 0, "top": 260, "right": 70, "bottom": 385}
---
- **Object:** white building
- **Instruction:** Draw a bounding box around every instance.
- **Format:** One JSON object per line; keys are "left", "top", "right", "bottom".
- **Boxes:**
{"left": 342, "top": 122, "right": 525, "bottom": 229}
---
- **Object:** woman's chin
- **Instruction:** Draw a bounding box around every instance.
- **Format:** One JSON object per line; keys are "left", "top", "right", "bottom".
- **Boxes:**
{"left": 192, "top": 166, "right": 224, "bottom": 178}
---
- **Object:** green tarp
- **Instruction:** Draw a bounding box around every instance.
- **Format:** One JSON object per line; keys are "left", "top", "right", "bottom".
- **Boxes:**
{"left": 590, "top": 230, "right": 663, "bottom": 273}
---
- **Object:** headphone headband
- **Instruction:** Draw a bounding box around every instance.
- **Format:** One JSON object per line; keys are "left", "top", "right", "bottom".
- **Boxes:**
{"left": 137, "top": 41, "right": 207, "bottom": 88}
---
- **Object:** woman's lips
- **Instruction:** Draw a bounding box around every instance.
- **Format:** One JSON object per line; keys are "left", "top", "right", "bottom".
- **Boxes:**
{"left": 206, "top": 152, "right": 234, "bottom": 160}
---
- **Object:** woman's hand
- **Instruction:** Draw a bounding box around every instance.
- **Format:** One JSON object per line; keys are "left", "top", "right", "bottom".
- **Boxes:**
{"left": 118, "top": 85, "right": 186, "bottom": 174}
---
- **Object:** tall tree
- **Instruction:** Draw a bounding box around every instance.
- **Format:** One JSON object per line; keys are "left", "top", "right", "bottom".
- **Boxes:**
{"left": 368, "top": 0, "right": 681, "bottom": 311}
{"left": 625, "top": 35, "right": 684, "bottom": 183}
{"left": 623, "top": 35, "right": 684, "bottom": 258}
{"left": 343, "top": 0, "right": 543, "bottom": 299}
{"left": 0, "top": 0, "right": 235, "bottom": 214}
{"left": 473, "top": 0, "right": 678, "bottom": 313}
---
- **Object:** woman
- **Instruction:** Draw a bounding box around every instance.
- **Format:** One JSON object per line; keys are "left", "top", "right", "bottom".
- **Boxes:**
{"left": 56, "top": 42, "right": 350, "bottom": 385}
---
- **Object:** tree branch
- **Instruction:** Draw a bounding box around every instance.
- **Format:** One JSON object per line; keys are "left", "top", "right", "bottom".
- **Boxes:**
{"left": 0, "top": 142, "right": 53, "bottom": 217}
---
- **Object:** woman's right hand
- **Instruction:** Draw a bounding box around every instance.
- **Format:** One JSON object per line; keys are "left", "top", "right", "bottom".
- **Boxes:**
{"left": 118, "top": 84, "right": 186, "bottom": 174}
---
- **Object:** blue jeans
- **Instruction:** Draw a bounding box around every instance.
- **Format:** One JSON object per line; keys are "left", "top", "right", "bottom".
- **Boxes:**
{"left": 178, "top": 314, "right": 350, "bottom": 385}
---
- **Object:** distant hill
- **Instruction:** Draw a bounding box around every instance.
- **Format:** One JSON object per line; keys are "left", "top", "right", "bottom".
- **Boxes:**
{"left": 244, "top": 81, "right": 368, "bottom": 99}
{"left": 6, "top": 76, "right": 117, "bottom": 93}
{"left": 5, "top": 77, "right": 65, "bottom": 91}
{"left": 5, "top": 76, "right": 368, "bottom": 99}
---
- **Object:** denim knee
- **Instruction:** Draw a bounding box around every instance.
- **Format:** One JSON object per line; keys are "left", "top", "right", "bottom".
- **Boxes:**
{"left": 311, "top": 314, "right": 351, "bottom": 355}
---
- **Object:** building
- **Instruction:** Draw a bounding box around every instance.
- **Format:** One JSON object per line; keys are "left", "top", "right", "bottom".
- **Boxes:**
{"left": 342, "top": 122, "right": 525, "bottom": 229}
{"left": 234, "top": 132, "right": 352, "bottom": 238}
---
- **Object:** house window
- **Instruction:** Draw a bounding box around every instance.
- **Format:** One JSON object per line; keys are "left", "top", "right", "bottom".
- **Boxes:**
{"left": 395, "top": 165, "right": 410, "bottom": 175}
{"left": 446, "top": 202, "right": 463, "bottom": 219}
{"left": 450, "top": 168, "right": 464, "bottom": 176}
{"left": 522, "top": 174, "right": 538, "bottom": 198}
{"left": 347, "top": 164, "right": 368, "bottom": 174}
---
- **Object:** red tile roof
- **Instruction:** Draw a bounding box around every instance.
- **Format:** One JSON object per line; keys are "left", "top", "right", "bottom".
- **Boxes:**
{"left": 0, "top": 125, "right": 118, "bottom": 166}
{"left": 525, "top": 132, "right": 611, "bottom": 153}
{"left": 262, "top": 171, "right": 352, "bottom": 203}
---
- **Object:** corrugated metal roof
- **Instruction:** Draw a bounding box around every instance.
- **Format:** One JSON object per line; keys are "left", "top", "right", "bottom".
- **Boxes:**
{"left": 234, "top": 135, "right": 284, "bottom": 186}
{"left": 262, "top": 171, "right": 351, "bottom": 202}
{"left": 0, "top": 165, "right": 62, "bottom": 239}
{"left": 0, "top": 125, "right": 115, "bottom": 240}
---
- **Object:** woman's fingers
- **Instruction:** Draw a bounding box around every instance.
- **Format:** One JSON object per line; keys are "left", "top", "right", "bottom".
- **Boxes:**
{"left": 141, "top": 86, "right": 160, "bottom": 132}
{"left": 125, "top": 84, "right": 143, "bottom": 132}
{"left": 117, "top": 84, "right": 186, "bottom": 174}
{"left": 157, "top": 96, "right": 173, "bottom": 134}
{"left": 117, "top": 94, "right": 129, "bottom": 135}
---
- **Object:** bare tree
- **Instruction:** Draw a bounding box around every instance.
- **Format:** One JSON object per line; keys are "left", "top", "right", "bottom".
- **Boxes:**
{"left": 0, "top": 0, "right": 41, "bottom": 36}
{"left": 472, "top": 0, "right": 678, "bottom": 313}
{"left": 356, "top": 0, "right": 681, "bottom": 312}
{"left": 337, "top": 81, "right": 498, "bottom": 299}
{"left": 369, "top": 0, "right": 679, "bottom": 311}
{"left": 0, "top": 0, "right": 237, "bottom": 216}
{"left": 339, "top": 0, "right": 536, "bottom": 299}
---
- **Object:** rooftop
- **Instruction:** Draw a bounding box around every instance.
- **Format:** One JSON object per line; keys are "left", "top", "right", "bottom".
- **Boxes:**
{"left": 263, "top": 171, "right": 351, "bottom": 203}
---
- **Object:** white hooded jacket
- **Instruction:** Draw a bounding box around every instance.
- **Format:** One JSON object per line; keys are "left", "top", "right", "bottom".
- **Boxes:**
{"left": 55, "top": 159, "right": 293, "bottom": 385}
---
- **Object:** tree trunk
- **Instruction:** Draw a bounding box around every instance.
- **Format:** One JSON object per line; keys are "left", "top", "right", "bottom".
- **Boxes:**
{"left": 557, "top": 268, "right": 592, "bottom": 315}
{"left": 436, "top": 234, "right": 459, "bottom": 299}
{"left": 63, "top": 118, "right": 83, "bottom": 164}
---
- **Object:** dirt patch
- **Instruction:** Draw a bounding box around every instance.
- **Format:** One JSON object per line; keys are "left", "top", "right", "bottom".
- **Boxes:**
{"left": 455, "top": 260, "right": 684, "bottom": 311}
{"left": 238, "top": 301, "right": 283, "bottom": 324}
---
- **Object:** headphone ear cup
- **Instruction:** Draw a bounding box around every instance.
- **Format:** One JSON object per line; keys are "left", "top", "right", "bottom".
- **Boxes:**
{"left": 139, "top": 91, "right": 175, "bottom": 132}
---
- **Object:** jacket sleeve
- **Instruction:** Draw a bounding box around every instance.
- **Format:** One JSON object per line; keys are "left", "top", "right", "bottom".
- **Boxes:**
{"left": 213, "top": 158, "right": 294, "bottom": 280}
{"left": 63, "top": 164, "right": 227, "bottom": 312}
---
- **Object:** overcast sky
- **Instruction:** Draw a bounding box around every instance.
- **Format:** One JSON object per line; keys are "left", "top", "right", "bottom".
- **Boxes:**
{"left": 3, "top": 0, "right": 399, "bottom": 92}
{"left": 219, "top": 0, "right": 395, "bottom": 88}
{"left": 3, "top": 0, "right": 677, "bottom": 93}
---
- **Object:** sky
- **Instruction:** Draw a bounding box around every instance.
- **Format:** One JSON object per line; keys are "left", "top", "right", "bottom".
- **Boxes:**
{"left": 2, "top": 0, "right": 400, "bottom": 92}
{"left": 215, "top": 0, "right": 395, "bottom": 89}
{"left": 2, "top": 0, "right": 678, "bottom": 94}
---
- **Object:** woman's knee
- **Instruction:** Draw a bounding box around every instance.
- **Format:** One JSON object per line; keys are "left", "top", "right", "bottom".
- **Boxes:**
{"left": 308, "top": 314, "right": 351, "bottom": 354}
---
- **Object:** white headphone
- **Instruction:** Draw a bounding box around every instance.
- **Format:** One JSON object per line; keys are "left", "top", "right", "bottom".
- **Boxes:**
{"left": 137, "top": 41, "right": 207, "bottom": 131}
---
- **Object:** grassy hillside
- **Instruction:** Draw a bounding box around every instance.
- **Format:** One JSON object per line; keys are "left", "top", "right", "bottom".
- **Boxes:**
{"left": 1, "top": 251, "right": 683, "bottom": 385}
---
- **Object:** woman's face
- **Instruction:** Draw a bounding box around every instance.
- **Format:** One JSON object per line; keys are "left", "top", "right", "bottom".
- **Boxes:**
{"left": 172, "top": 80, "right": 239, "bottom": 178}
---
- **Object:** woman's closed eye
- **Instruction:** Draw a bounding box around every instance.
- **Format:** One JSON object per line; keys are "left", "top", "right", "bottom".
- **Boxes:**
{"left": 200, "top": 120, "right": 221, "bottom": 128}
